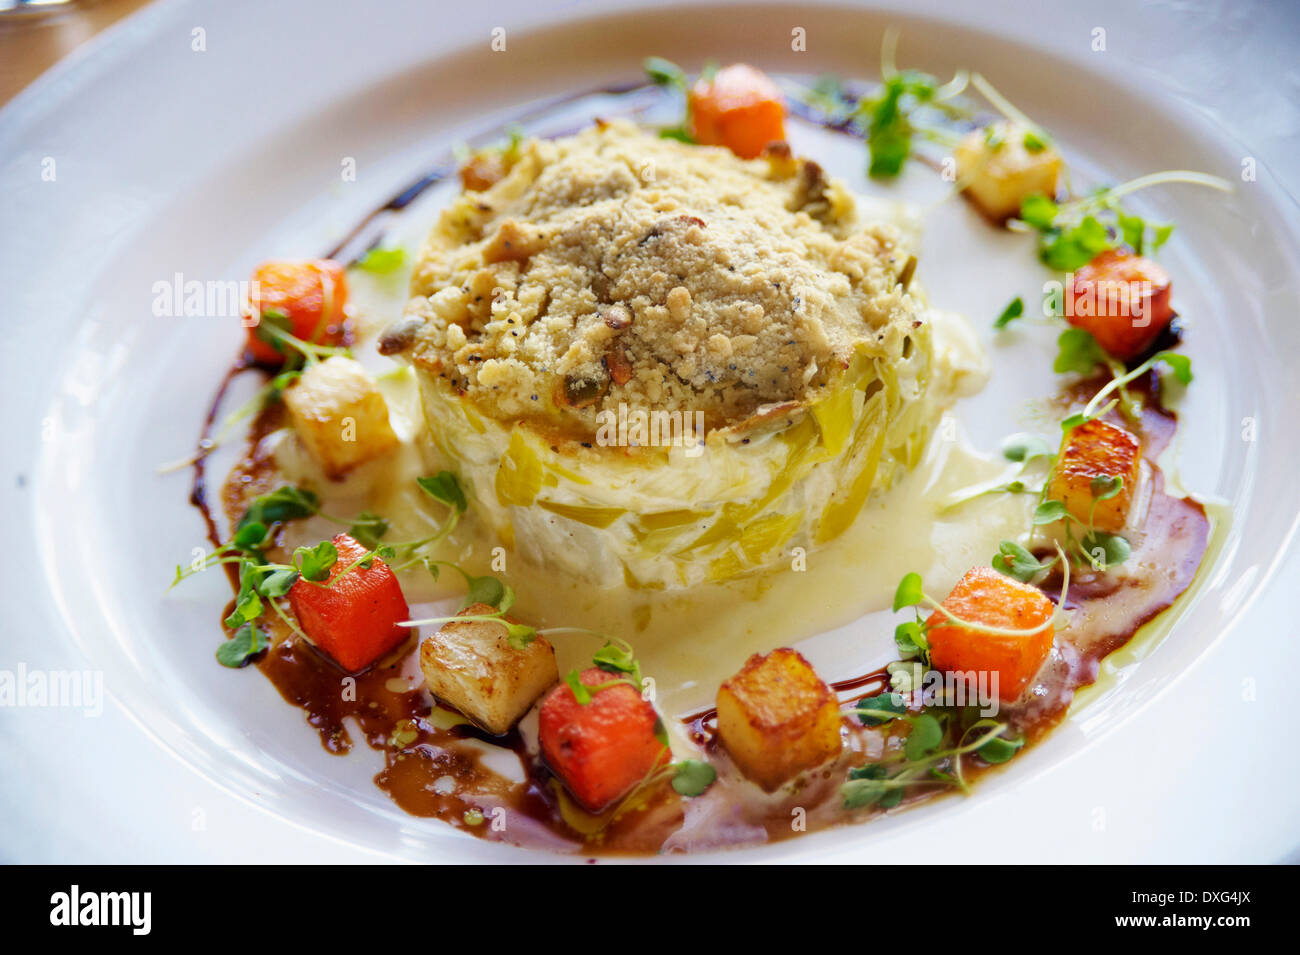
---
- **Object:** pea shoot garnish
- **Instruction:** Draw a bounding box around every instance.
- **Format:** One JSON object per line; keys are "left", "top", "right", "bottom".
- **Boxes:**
{"left": 559, "top": 637, "right": 647, "bottom": 703}
{"left": 993, "top": 296, "right": 1024, "bottom": 330}
{"left": 353, "top": 246, "right": 406, "bottom": 275}
{"left": 173, "top": 473, "right": 471, "bottom": 666}
{"left": 671, "top": 759, "right": 717, "bottom": 797}
{"left": 842, "top": 714, "right": 1024, "bottom": 810}
{"left": 1012, "top": 170, "right": 1229, "bottom": 271}
{"left": 643, "top": 56, "right": 701, "bottom": 143}
{"left": 799, "top": 30, "right": 971, "bottom": 178}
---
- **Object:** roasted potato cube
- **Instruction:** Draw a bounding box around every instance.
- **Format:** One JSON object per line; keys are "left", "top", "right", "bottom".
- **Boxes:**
{"left": 926, "top": 566, "right": 1055, "bottom": 702}
{"left": 419, "top": 603, "right": 557, "bottom": 736}
{"left": 955, "top": 121, "right": 1063, "bottom": 223}
{"left": 716, "top": 648, "right": 842, "bottom": 792}
{"left": 1049, "top": 419, "right": 1142, "bottom": 532}
{"left": 284, "top": 356, "right": 399, "bottom": 478}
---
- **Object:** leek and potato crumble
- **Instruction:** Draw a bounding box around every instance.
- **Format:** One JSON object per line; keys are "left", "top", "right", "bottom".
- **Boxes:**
{"left": 383, "top": 121, "right": 959, "bottom": 587}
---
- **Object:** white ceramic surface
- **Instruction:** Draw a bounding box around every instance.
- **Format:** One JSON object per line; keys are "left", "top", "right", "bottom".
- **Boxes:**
{"left": 2, "top": 0, "right": 1298, "bottom": 863}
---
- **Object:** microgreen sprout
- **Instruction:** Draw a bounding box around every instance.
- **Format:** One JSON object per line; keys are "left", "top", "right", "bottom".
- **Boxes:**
{"left": 254, "top": 309, "right": 351, "bottom": 365}
{"left": 560, "top": 637, "right": 650, "bottom": 704}
{"left": 174, "top": 475, "right": 469, "bottom": 665}
{"left": 798, "top": 31, "right": 972, "bottom": 178}
{"left": 994, "top": 296, "right": 1024, "bottom": 330}
{"left": 643, "top": 56, "right": 697, "bottom": 143}
{"left": 354, "top": 246, "right": 406, "bottom": 275}
{"left": 841, "top": 709, "right": 1023, "bottom": 810}
{"left": 1014, "top": 170, "right": 1230, "bottom": 270}
{"left": 670, "top": 759, "right": 717, "bottom": 797}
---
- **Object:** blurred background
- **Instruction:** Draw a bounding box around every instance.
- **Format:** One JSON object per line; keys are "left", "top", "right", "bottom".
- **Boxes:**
{"left": 0, "top": 0, "right": 150, "bottom": 104}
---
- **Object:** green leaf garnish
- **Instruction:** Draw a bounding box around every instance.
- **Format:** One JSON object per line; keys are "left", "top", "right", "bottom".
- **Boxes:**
{"left": 293, "top": 540, "right": 338, "bottom": 582}
{"left": 1080, "top": 531, "right": 1131, "bottom": 569}
{"left": 1090, "top": 474, "right": 1123, "bottom": 503}
{"left": 903, "top": 713, "right": 943, "bottom": 761}
{"left": 644, "top": 56, "right": 688, "bottom": 90}
{"left": 238, "top": 485, "right": 320, "bottom": 530}
{"left": 978, "top": 734, "right": 1025, "bottom": 764}
{"left": 894, "top": 620, "right": 927, "bottom": 655}
{"left": 592, "top": 642, "right": 637, "bottom": 677}
{"left": 355, "top": 247, "right": 406, "bottom": 275}
{"left": 1018, "top": 194, "right": 1059, "bottom": 230}
{"left": 862, "top": 71, "right": 938, "bottom": 178}
{"left": 1022, "top": 129, "right": 1049, "bottom": 153}
{"left": 224, "top": 560, "right": 264, "bottom": 629}
{"left": 564, "top": 669, "right": 593, "bottom": 705}
{"left": 893, "top": 571, "right": 923, "bottom": 611}
{"left": 463, "top": 573, "right": 506, "bottom": 610}
{"left": 347, "top": 511, "right": 389, "bottom": 550}
{"left": 1032, "top": 500, "right": 1068, "bottom": 525}
{"left": 671, "top": 759, "right": 717, "bottom": 797}
{"left": 994, "top": 296, "right": 1024, "bottom": 330}
{"left": 1040, "top": 214, "right": 1112, "bottom": 271}
{"left": 232, "top": 520, "right": 269, "bottom": 553}
{"left": 217, "top": 622, "right": 270, "bottom": 668}
{"left": 1153, "top": 350, "right": 1193, "bottom": 385}
{"left": 842, "top": 767, "right": 894, "bottom": 809}
{"left": 254, "top": 308, "right": 293, "bottom": 356}
{"left": 1001, "top": 433, "right": 1054, "bottom": 463}
{"left": 417, "top": 472, "right": 468, "bottom": 513}
{"left": 853, "top": 692, "right": 907, "bottom": 726}
{"left": 992, "top": 540, "right": 1052, "bottom": 582}
{"left": 1060, "top": 411, "right": 1089, "bottom": 433}
{"left": 1053, "top": 327, "right": 1107, "bottom": 377}
{"left": 658, "top": 127, "right": 695, "bottom": 144}
{"left": 257, "top": 568, "right": 299, "bottom": 598}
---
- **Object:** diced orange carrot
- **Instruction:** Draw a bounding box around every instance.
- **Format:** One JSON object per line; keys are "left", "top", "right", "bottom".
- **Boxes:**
{"left": 538, "top": 667, "right": 670, "bottom": 812}
{"left": 288, "top": 533, "right": 410, "bottom": 673}
{"left": 1066, "top": 249, "right": 1173, "bottom": 361}
{"left": 245, "top": 260, "right": 348, "bottom": 366}
{"left": 925, "top": 566, "right": 1055, "bottom": 703}
{"left": 688, "top": 64, "right": 787, "bottom": 159}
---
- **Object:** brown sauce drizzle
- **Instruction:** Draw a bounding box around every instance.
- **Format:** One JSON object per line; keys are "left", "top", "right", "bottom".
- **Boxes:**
{"left": 184, "top": 86, "right": 1214, "bottom": 854}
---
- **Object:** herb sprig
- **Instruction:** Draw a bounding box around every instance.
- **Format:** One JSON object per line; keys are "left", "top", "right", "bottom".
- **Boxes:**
{"left": 173, "top": 473, "right": 469, "bottom": 666}
{"left": 799, "top": 31, "right": 971, "bottom": 178}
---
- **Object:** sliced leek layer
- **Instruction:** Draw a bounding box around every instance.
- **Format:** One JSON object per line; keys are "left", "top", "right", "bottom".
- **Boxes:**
{"left": 414, "top": 320, "right": 938, "bottom": 589}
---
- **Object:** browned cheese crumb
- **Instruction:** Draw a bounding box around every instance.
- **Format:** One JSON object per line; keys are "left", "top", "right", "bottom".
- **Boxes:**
{"left": 404, "top": 120, "right": 921, "bottom": 439}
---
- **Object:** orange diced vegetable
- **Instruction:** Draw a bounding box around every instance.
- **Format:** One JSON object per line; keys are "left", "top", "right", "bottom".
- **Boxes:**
{"left": 245, "top": 260, "right": 348, "bottom": 366}
{"left": 1049, "top": 418, "right": 1142, "bottom": 532}
{"left": 1066, "top": 249, "right": 1173, "bottom": 361}
{"left": 926, "top": 567, "right": 1055, "bottom": 703}
{"left": 715, "top": 648, "right": 842, "bottom": 792}
{"left": 688, "top": 64, "right": 787, "bottom": 159}
{"left": 538, "top": 667, "right": 670, "bottom": 812}
{"left": 287, "top": 533, "right": 410, "bottom": 673}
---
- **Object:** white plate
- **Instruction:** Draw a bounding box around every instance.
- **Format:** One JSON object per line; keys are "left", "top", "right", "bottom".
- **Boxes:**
{"left": 3, "top": 0, "right": 1299, "bottom": 863}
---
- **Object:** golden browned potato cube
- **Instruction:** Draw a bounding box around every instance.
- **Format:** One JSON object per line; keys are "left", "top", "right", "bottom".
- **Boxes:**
{"left": 419, "top": 603, "right": 558, "bottom": 736}
{"left": 715, "top": 648, "right": 843, "bottom": 792}
{"left": 283, "top": 356, "right": 399, "bottom": 478}
{"left": 955, "top": 121, "right": 1064, "bottom": 223}
{"left": 1049, "top": 418, "right": 1142, "bottom": 532}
